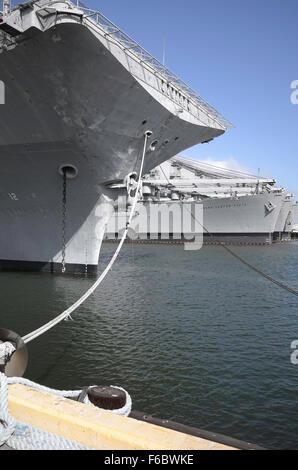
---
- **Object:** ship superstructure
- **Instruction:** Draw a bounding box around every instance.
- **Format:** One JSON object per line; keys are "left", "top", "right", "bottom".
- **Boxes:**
{"left": 0, "top": 0, "right": 231, "bottom": 272}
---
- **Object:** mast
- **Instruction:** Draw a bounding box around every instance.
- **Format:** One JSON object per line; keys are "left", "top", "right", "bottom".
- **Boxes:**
{"left": 256, "top": 168, "right": 260, "bottom": 195}
{"left": 2, "top": 0, "right": 11, "bottom": 17}
{"left": 162, "top": 31, "right": 166, "bottom": 67}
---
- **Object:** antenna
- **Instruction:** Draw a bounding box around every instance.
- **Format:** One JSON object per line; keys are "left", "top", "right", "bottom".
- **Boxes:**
{"left": 162, "top": 31, "right": 166, "bottom": 67}
{"left": 3, "top": 0, "right": 11, "bottom": 17}
{"left": 257, "top": 167, "right": 260, "bottom": 194}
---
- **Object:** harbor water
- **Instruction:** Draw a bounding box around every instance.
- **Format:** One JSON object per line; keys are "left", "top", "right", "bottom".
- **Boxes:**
{"left": 1, "top": 242, "right": 298, "bottom": 449}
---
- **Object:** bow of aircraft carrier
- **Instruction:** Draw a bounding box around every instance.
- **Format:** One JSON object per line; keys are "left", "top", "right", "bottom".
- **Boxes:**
{"left": 0, "top": 0, "right": 231, "bottom": 273}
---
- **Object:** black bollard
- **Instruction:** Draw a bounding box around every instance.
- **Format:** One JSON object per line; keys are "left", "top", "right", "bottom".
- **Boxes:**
{"left": 87, "top": 386, "right": 126, "bottom": 411}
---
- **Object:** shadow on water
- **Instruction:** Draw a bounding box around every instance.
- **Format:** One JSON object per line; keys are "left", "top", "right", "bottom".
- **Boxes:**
{"left": 36, "top": 328, "right": 74, "bottom": 385}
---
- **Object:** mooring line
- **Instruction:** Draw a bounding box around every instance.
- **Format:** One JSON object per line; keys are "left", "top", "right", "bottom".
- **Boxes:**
{"left": 158, "top": 164, "right": 298, "bottom": 298}
{"left": 22, "top": 131, "right": 152, "bottom": 344}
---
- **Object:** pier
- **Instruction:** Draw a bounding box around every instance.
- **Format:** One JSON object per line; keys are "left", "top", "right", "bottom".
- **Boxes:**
{"left": 0, "top": 382, "right": 264, "bottom": 450}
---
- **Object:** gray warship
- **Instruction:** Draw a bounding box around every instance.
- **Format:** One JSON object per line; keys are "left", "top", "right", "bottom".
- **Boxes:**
{"left": 105, "top": 156, "right": 298, "bottom": 244}
{"left": 0, "top": 0, "right": 231, "bottom": 273}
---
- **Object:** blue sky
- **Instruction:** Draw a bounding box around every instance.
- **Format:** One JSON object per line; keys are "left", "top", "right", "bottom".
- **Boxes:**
{"left": 85, "top": 0, "right": 298, "bottom": 205}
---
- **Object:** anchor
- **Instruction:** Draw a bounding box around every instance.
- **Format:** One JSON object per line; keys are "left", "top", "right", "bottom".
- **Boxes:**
{"left": 0, "top": 329, "right": 28, "bottom": 377}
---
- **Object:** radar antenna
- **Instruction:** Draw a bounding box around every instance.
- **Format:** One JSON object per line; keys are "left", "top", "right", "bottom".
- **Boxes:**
{"left": 2, "top": 0, "right": 11, "bottom": 17}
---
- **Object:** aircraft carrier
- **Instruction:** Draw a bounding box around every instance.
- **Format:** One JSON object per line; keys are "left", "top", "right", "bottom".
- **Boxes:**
{"left": 105, "top": 156, "right": 297, "bottom": 245}
{"left": 0, "top": 0, "right": 231, "bottom": 273}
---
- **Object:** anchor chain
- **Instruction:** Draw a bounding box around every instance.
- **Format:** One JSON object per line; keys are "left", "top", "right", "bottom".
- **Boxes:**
{"left": 61, "top": 168, "right": 67, "bottom": 274}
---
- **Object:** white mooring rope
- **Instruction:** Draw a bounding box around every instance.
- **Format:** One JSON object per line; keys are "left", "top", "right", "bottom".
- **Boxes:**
{"left": 0, "top": 342, "right": 16, "bottom": 366}
{"left": 0, "top": 372, "right": 132, "bottom": 449}
{"left": 0, "top": 133, "right": 149, "bottom": 449}
{"left": 0, "top": 372, "right": 92, "bottom": 450}
{"left": 22, "top": 131, "right": 151, "bottom": 344}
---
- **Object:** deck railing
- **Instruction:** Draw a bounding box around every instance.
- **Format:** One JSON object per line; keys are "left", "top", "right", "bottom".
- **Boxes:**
{"left": 76, "top": 0, "right": 233, "bottom": 130}
{"left": 4, "top": 0, "right": 233, "bottom": 129}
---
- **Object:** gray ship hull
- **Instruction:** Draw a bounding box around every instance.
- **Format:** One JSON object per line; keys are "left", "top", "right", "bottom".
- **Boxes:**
{"left": 105, "top": 192, "right": 285, "bottom": 245}
{"left": 0, "top": 3, "right": 228, "bottom": 273}
{"left": 273, "top": 195, "right": 295, "bottom": 241}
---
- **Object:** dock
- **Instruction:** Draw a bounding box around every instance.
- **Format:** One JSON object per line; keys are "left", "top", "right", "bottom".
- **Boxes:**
{"left": 0, "top": 382, "right": 264, "bottom": 450}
